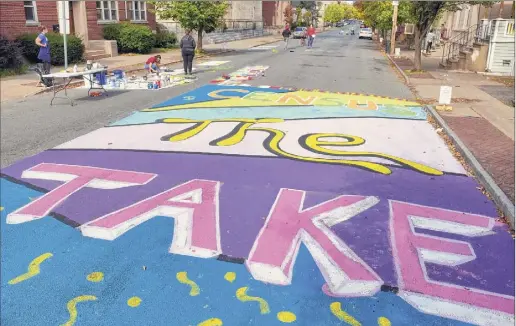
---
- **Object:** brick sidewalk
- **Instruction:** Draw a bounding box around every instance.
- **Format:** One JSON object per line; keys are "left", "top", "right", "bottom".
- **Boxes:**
{"left": 442, "top": 115, "right": 515, "bottom": 202}
{"left": 390, "top": 49, "right": 515, "bottom": 203}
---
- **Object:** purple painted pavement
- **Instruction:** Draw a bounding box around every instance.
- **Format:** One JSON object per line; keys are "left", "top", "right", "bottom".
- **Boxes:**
{"left": 1, "top": 149, "right": 514, "bottom": 296}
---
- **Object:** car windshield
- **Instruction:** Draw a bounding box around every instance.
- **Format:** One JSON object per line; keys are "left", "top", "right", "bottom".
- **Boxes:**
{"left": 295, "top": 27, "right": 304, "bottom": 31}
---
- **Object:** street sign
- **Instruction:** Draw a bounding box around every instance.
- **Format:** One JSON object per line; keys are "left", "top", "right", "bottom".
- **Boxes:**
{"left": 439, "top": 86, "right": 453, "bottom": 105}
{"left": 392, "top": 1, "right": 399, "bottom": 5}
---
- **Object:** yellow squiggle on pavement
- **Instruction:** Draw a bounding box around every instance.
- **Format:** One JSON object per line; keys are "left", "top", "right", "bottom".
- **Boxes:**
{"left": 235, "top": 287, "right": 270, "bottom": 314}
{"left": 378, "top": 317, "right": 391, "bottom": 326}
{"left": 176, "top": 271, "right": 200, "bottom": 296}
{"left": 330, "top": 302, "right": 361, "bottom": 326}
{"left": 198, "top": 317, "right": 223, "bottom": 326}
{"left": 8, "top": 252, "right": 53, "bottom": 285}
{"left": 61, "top": 295, "right": 97, "bottom": 326}
{"left": 0, "top": 206, "right": 4, "bottom": 211}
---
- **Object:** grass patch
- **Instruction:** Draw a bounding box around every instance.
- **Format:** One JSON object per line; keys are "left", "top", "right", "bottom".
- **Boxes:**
{"left": 487, "top": 76, "right": 515, "bottom": 88}
{"left": 0, "top": 64, "right": 29, "bottom": 78}
{"left": 404, "top": 69, "right": 427, "bottom": 75}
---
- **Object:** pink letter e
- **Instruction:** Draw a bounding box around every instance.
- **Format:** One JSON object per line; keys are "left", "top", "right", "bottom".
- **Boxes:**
{"left": 389, "top": 200, "right": 515, "bottom": 325}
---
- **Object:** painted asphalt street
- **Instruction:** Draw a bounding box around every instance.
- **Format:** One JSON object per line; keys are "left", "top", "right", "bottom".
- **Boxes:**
{"left": 1, "top": 30, "right": 514, "bottom": 326}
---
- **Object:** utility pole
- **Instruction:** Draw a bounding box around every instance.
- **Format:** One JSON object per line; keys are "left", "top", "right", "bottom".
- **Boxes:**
{"left": 390, "top": 1, "right": 399, "bottom": 55}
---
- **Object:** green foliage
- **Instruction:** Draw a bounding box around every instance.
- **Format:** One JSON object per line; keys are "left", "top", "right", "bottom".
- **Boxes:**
{"left": 151, "top": 1, "right": 228, "bottom": 50}
{"left": 102, "top": 23, "right": 128, "bottom": 41}
{"left": 0, "top": 35, "right": 24, "bottom": 70}
{"left": 117, "top": 24, "right": 155, "bottom": 54}
{"left": 16, "top": 32, "right": 84, "bottom": 65}
{"left": 324, "top": 4, "right": 345, "bottom": 23}
{"left": 362, "top": 1, "right": 415, "bottom": 31}
{"left": 154, "top": 29, "right": 177, "bottom": 49}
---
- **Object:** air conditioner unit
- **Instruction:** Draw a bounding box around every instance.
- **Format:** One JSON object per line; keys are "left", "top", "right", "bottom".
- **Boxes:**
{"left": 404, "top": 24, "right": 415, "bottom": 35}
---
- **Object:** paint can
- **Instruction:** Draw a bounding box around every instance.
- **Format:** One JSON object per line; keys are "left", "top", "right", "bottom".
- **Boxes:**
{"left": 147, "top": 82, "right": 153, "bottom": 89}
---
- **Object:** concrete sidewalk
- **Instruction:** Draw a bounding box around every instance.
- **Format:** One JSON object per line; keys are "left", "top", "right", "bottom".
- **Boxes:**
{"left": 390, "top": 47, "right": 515, "bottom": 205}
{"left": 0, "top": 34, "right": 283, "bottom": 103}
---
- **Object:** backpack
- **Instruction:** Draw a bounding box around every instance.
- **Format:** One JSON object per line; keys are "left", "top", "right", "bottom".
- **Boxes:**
{"left": 31, "top": 64, "right": 53, "bottom": 87}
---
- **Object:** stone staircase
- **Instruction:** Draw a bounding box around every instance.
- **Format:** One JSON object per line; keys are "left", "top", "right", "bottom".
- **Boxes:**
{"left": 85, "top": 40, "right": 113, "bottom": 61}
{"left": 204, "top": 29, "right": 272, "bottom": 44}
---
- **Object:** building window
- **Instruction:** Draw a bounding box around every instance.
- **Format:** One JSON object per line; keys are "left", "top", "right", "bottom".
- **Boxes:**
{"left": 128, "top": 1, "right": 146, "bottom": 21}
{"left": 24, "top": 1, "right": 38, "bottom": 22}
{"left": 96, "top": 1, "right": 118, "bottom": 21}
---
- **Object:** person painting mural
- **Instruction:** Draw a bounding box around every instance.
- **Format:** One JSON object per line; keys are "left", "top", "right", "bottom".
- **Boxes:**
{"left": 180, "top": 30, "right": 196, "bottom": 75}
{"left": 144, "top": 55, "right": 161, "bottom": 73}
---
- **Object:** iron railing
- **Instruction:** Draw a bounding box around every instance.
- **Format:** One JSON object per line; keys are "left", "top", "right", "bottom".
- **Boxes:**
{"left": 441, "top": 23, "right": 491, "bottom": 65}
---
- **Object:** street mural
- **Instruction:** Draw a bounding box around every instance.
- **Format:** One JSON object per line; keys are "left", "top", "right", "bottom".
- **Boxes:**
{"left": 1, "top": 85, "right": 514, "bottom": 326}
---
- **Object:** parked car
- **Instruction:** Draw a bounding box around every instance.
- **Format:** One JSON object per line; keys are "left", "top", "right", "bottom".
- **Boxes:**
{"left": 359, "top": 27, "right": 373, "bottom": 40}
{"left": 292, "top": 27, "right": 307, "bottom": 39}
{"left": 336, "top": 22, "right": 344, "bottom": 27}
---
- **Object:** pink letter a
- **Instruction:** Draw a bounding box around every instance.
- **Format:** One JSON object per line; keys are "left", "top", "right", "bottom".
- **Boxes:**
{"left": 390, "top": 200, "right": 515, "bottom": 325}
{"left": 7, "top": 163, "right": 156, "bottom": 224}
{"left": 81, "top": 179, "right": 221, "bottom": 258}
{"left": 246, "top": 189, "right": 381, "bottom": 296}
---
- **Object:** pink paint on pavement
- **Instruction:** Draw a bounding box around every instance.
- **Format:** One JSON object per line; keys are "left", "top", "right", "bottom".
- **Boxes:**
{"left": 247, "top": 189, "right": 380, "bottom": 285}
{"left": 87, "top": 179, "right": 220, "bottom": 253}
{"left": 8, "top": 163, "right": 156, "bottom": 223}
{"left": 390, "top": 200, "right": 515, "bottom": 314}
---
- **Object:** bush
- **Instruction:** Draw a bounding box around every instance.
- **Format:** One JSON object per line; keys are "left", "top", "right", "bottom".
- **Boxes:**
{"left": 117, "top": 24, "right": 155, "bottom": 54}
{"left": 154, "top": 30, "right": 177, "bottom": 48}
{"left": 16, "top": 32, "right": 84, "bottom": 65}
{"left": 102, "top": 23, "right": 125, "bottom": 41}
{"left": 0, "top": 35, "right": 23, "bottom": 70}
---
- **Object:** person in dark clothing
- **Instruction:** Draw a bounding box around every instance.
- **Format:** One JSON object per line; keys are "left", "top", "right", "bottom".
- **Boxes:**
{"left": 282, "top": 25, "right": 291, "bottom": 50}
{"left": 180, "top": 30, "right": 196, "bottom": 75}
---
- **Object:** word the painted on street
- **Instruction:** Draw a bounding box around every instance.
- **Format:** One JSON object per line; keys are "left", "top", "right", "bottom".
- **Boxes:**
{"left": 7, "top": 163, "right": 514, "bottom": 325}
{"left": 159, "top": 118, "right": 443, "bottom": 176}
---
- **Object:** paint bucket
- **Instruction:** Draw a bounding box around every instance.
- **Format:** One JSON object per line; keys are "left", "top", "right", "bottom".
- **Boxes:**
{"left": 113, "top": 69, "right": 124, "bottom": 80}
{"left": 95, "top": 72, "right": 107, "bottom": 85}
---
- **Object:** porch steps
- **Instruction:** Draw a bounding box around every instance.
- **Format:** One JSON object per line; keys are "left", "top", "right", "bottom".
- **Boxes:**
{"left": 85, "top": 49, "right": 110, "bottom": 61}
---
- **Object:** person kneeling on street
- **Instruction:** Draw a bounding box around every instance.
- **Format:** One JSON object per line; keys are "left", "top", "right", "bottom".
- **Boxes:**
{"left": 145, "top": 55, "right": 161, "bottom": 73}
{"left": 180, "top": 30, "right": 196, "bottom": 75}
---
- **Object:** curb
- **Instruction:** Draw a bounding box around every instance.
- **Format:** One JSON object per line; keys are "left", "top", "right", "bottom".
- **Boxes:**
{"left": 425, "top": 105, "right": 515, "bottom": 229}
{"left": 386, "top": 53, "right": 410, "bottom": 85}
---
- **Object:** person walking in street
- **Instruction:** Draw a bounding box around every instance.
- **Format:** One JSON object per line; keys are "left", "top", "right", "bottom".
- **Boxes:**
{"left": 282, "top": 25, "right": 291, "bottom": 50}
{"left": 307, "top": 24, "right": 316, "bottom": 48}
{"left": 180, "top": 30, "right": 196, "bottom": 75}
{"left": 35, "top": 26, "right": 51, "bottom": 76}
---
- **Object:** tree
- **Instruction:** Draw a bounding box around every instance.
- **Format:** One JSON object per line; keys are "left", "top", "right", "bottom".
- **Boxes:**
{"left": 409, "top": 1, "right": 494, "bottom": 70}
{"left": 284, "top": 4, "right": 294, "bottom": 26}
{"left": 324, "top": 4, "right": 345, "bottom": 24}
{"left": 151, "top": 1, "right": 228, "bottom": 52}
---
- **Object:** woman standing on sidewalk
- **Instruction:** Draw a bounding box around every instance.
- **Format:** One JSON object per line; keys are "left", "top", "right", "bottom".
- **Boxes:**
{"left": 35, "top": 26, "right": 51, "bottom": 75}
{"left": 180, "top": 30, "right": 196, "bottom": 75}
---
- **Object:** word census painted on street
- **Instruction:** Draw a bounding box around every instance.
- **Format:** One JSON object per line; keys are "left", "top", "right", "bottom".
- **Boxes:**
{"left": 1, "top": 85, "right": 514, "bottom": 326}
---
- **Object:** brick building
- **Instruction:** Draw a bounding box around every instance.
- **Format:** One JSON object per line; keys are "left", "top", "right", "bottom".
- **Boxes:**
{"left": 0, "top": 1, "right": 156, "bottom": 43}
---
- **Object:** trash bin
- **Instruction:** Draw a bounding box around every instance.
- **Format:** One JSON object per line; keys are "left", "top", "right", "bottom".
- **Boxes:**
{"left": 385, "top": 42, "right": 390, "bottom": 53}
